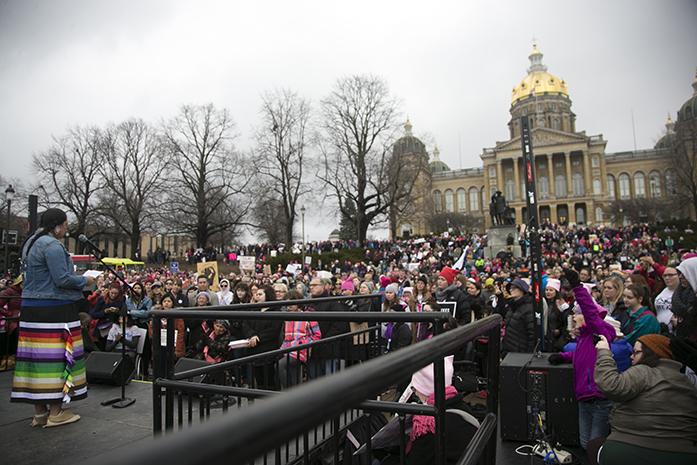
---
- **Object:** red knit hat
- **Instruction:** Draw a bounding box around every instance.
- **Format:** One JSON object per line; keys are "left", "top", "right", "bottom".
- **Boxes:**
{"left": 638, "top": 334, "right": 673, "bottom": 360}
{"left": 439, "top": 267, "right": 459, "bottom": 286}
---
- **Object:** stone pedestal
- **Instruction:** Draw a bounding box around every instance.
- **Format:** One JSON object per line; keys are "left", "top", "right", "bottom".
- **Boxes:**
{"left": 484, "top": 225, "right": 522, "bottom": 259}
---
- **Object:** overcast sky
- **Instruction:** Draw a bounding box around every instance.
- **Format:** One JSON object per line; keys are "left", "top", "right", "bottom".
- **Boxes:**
{"left": 1, "top": 0, "right": 696, "bottom": 241}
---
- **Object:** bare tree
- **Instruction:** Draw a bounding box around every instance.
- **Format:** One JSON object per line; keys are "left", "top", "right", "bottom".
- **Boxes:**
{"left": 163, "top": 104, "right": 250, "bottom": 248}
{"left": 32, "top": 126, "right": 104, "bottom": 251}
{"left": 670, "top": 116, "right": 697, "bottom": 218}
{"left": 253, "top": 195, "right": 288, "bottom": 244}
{"left": 252, "top": 89, "right": 311, "bottom": 244}
{"left": 319, "top": 75, "right": 411, "bottom": 245}
{"left": 98, "top": 119, "right": 170, "bottom": 259}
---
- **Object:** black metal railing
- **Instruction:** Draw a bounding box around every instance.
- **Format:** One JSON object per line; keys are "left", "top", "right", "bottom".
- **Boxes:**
{"left": 90, "top": 310, "right": 501, "bottom": 465}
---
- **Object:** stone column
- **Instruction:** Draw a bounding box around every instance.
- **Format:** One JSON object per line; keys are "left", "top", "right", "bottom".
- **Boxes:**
{"left": 582, "top": 151, "right": 592, "bottom": 196}
{"left": 513, "top": 157, "right": 520, "bottom": 202}
{"left": 496, "top": 160, "right": 503, "bottom": 195}
{"left": 565, "top": 152, "right": 573, "bottom": 197}
{"left": 547, "top": 154, "right": 555, "bottom": 197}
{"left": 568, "top": 203, "right": 576, "bottom": 224}
{"left": 549, "top": 204, "right": 557, "bottom": 224}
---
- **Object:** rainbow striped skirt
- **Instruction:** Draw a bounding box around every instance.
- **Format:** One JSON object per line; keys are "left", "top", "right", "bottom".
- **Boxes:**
{"left": 10, "top": 303, "right": 87, "bottom": 404}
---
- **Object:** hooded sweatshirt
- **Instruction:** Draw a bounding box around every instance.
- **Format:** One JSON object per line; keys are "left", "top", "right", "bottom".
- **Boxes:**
{"left": 674, "top": 258, "right": 697, "bottom": 340}
{"left": 560, "top": 285, "right": 616, "bottom": 401}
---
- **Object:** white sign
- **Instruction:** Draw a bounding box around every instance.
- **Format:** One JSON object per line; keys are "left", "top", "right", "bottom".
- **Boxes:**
{"left": 285, "top": 263, "right": 301, "bottom": 275}
{"left": 239, "top": 256, "right": 256, "bottom": 271}
{"left": 304, "top": 256, "right": 312, "bottom": 265}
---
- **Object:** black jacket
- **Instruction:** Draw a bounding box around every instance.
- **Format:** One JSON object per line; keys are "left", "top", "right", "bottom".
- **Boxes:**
{"left": 309, "top": 294, "right": 350, "bottom": 359}
{"left": 436, "top": 285, "right": 471, "bottom": 325}
{"left": 244, "top": 308, "right": 283, "bottom": 364}
{"left": 502, "top": 295, "right": 536, "bottom": 354}
{"left": 386, "top": 321, "right": 412, "bottom": 353}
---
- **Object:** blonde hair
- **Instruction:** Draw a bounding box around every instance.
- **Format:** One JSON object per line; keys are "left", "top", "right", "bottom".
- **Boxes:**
{"left": 603, "top": 275, "right": 625, "bottom": 306}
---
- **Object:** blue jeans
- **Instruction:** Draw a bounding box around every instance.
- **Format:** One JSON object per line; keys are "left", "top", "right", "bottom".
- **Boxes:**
{"left": 578, "top": 398, "right": 612, "bottom": 449}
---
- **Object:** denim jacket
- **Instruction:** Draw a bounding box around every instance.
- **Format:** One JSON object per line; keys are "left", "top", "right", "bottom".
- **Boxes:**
{"left": 22, "top": 233, "right": 86, "bottom": 301}
{"left": 126, "top": 296, "right": 153, "bottom": 323}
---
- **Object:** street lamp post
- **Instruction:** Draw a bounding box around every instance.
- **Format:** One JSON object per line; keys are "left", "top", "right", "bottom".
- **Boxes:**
{"left": 300, "top": 206, "right": 306, "bottom": 253}
{"left": 4, "top": 184, "right": 15, "bottom": 275}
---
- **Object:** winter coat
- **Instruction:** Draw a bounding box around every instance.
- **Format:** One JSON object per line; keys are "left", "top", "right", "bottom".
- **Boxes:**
{"left": 435, "top": 285, "right": 471, "bottom": 325}
{"left": 0, "top": 284, "right": 22, "bottom": 334}
{"left": 559, "top": 285, "right": 616, "bottom": 401}
{"left": 501, "top": 295, "right": 536, "bottom": 354}
{"left": 244, "top": 308, "right": 283, "bottom": 365}
{"left": 622, "top": 306, "right": 661, "bottom": 345}
{"left": 594, "top": 349, "right": 697, "bottom": 454}
{"left": 307, "top": 294, "right": 350, "bottom": 359}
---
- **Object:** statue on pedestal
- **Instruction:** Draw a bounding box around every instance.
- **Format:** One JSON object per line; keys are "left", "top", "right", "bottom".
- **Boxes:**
{"left": 489, "top": 191, "right": 508, "bottom": 225}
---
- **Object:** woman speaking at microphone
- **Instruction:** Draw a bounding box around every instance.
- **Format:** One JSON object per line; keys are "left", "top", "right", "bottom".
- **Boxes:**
{"left": 10, "top": 209, "right": 95, "bottom": 428}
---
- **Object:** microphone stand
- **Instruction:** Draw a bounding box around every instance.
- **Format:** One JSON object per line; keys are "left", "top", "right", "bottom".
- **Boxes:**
{"left": 81, "top": 237, "right": 136, "bottom": 409}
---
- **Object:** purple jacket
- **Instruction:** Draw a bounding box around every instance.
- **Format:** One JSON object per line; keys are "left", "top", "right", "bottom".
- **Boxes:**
{"left": 560, "top": 285, "right": 616, "bottom": 401}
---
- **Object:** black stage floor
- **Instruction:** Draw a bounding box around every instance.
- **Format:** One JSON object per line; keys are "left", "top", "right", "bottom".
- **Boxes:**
{"left": 1, "top": 371, "right": 587, "bottom": 465}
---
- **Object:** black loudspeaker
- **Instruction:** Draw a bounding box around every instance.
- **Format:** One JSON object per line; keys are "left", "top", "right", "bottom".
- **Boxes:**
{"left": 86, "top": 352, "right": 135, "bottom": 385}
{"left": 500, "top": 352, "right": 579, "bottom": 446}
{"left": 174, "top": 358, "right": 223, "bottom": 385}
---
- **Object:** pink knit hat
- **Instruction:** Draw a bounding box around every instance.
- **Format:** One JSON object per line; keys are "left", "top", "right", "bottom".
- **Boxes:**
{"left": 411, "top": 355, "right": 454, "bottom": 397}
{"left": 340, "top": 279, "right": 355, "bottom": 292}
{"left": 546, "top": 278, "right": 561, "bottom": 292}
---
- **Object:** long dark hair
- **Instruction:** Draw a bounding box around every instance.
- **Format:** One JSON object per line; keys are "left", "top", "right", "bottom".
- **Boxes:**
{"left": 21, "top": 208, "right": 68, "bottom": 259}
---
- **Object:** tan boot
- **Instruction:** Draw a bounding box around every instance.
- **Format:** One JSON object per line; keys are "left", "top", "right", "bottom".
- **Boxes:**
{"left": 6, "top": 355, "right": 15, "bottom": 369}
{"left": 31, "top": 412, "right": 49, "bottom": 427}
{"left": 44, "top": 409, "right": 81, "bottom": 428}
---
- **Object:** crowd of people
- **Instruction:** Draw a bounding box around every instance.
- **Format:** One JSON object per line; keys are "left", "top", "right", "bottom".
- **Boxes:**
{"left": 4, "top": 210, "right": 697, "bottom": 463}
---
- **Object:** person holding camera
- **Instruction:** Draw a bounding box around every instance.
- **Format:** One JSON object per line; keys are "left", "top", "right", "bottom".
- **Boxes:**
{"left": 548, "top": 269, "right": 617, "bottom": 451}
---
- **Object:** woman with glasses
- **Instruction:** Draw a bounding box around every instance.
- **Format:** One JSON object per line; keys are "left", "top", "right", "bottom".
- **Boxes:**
{"left": 594, "top": 334, "right": 697, "bottom": 464}
{"left": 654, "top": 267, "right": 679, "bottom": 334}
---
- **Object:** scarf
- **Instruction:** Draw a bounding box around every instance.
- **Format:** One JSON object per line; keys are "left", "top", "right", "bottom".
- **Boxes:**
{"left": 407, "top": 385, "right": 459, "bottom": 453}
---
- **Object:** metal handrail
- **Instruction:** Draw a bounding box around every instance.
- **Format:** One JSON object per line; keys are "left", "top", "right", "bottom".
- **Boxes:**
{"left": 171, "top": 324, "right": 380, "bottom": 380}
{"left": 91, "top": 314, "right": 501, "bottom": 465}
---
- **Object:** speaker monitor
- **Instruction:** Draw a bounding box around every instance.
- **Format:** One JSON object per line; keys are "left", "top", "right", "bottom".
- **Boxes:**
{"left": 86, "top": 352, "right": 135, "bottom": 385}
{"left": 500, "top": 352, "right": 579, "bottom": 446}
{"left": 174, "top": 357, "right": 224, "bottom": 385}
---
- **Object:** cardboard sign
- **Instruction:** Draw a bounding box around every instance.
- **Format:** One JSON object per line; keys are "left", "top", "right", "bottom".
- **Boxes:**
{"left": 170, "top": 261, "right": 179, "bottom": 273}
{"left": 196, "top": 261, "right": 219, "bottom": 291}
{"left": 305, "top": 256, "right": 312, "bottom": 265}
{"left": 239, "top": 256, "right": 256, "bottom": 271}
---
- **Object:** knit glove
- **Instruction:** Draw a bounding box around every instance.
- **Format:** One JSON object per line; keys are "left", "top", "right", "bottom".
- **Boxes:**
{"left": 548, "top": 353, "right": 566, "bottom": 365}
{"left": 564, "top": 269, "right": 580, "bottom": 289}
{"left": 670, "top": 337, "right": 697, "bottom": 373}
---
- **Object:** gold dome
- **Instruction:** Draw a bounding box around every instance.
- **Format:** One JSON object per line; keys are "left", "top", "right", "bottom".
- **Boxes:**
{"left": 511, "top": 44, "right": 569, "bottom": 105}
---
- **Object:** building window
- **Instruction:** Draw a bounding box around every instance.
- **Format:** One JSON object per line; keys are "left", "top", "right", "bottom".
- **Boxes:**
{"left": 607, "top": 175, "right": 616, "bottom": 200}
{"left": 595, "top": 207, "right": 604, "bottom": 222}
{"left": 593, "top": 178, "right": 601, "bottom": 195}
{"left": 618, "top": 173, "right": 631, "bottom": 199}
{"left": 488, "top": 166, "right": 496, "bottom": 178}
{"left": 469, "top": 187, "right": 479, "bottom": 211}
{"left": 433, "top": 190, "right": 442, "bottom": 213}
{"left": 457, "top": 188, "right": 466, "bottom": 212}
{"left": 576, "top": 206, "right": 586, "bottom": 224}
{"left": 572, "top": 173, "right": 584, "bottom": 196}
{"left": 555, "top": 175, "right": 567, "bottom": 197}
{"left": 649, "top": 171, "right": 662, "bottom": 198}
{"left": 665, "top": 169, "right": 677, "bottom": 195}
{"left": 634, "top": 172, "right": 646, "bottom": 198}
{"left": 591, "top": 156, "right": 599, "bottom": 168}
{"left": 539, "top": 176, "right": 549, "bottom": 199}
{"left": 505, "top": 179, "right": 515, "bottom": 201}
{"left": 444, "top": 189, "right": 454, "bottom": 212}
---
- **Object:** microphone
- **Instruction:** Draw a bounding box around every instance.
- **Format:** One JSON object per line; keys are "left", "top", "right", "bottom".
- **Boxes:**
{"left": 78, "top": 234, "right": 105, "bottom": 258}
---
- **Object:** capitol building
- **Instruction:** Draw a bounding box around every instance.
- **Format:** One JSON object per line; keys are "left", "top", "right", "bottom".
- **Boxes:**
{"left": 392, "top": 44, "right": 697, "bottom": 236}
